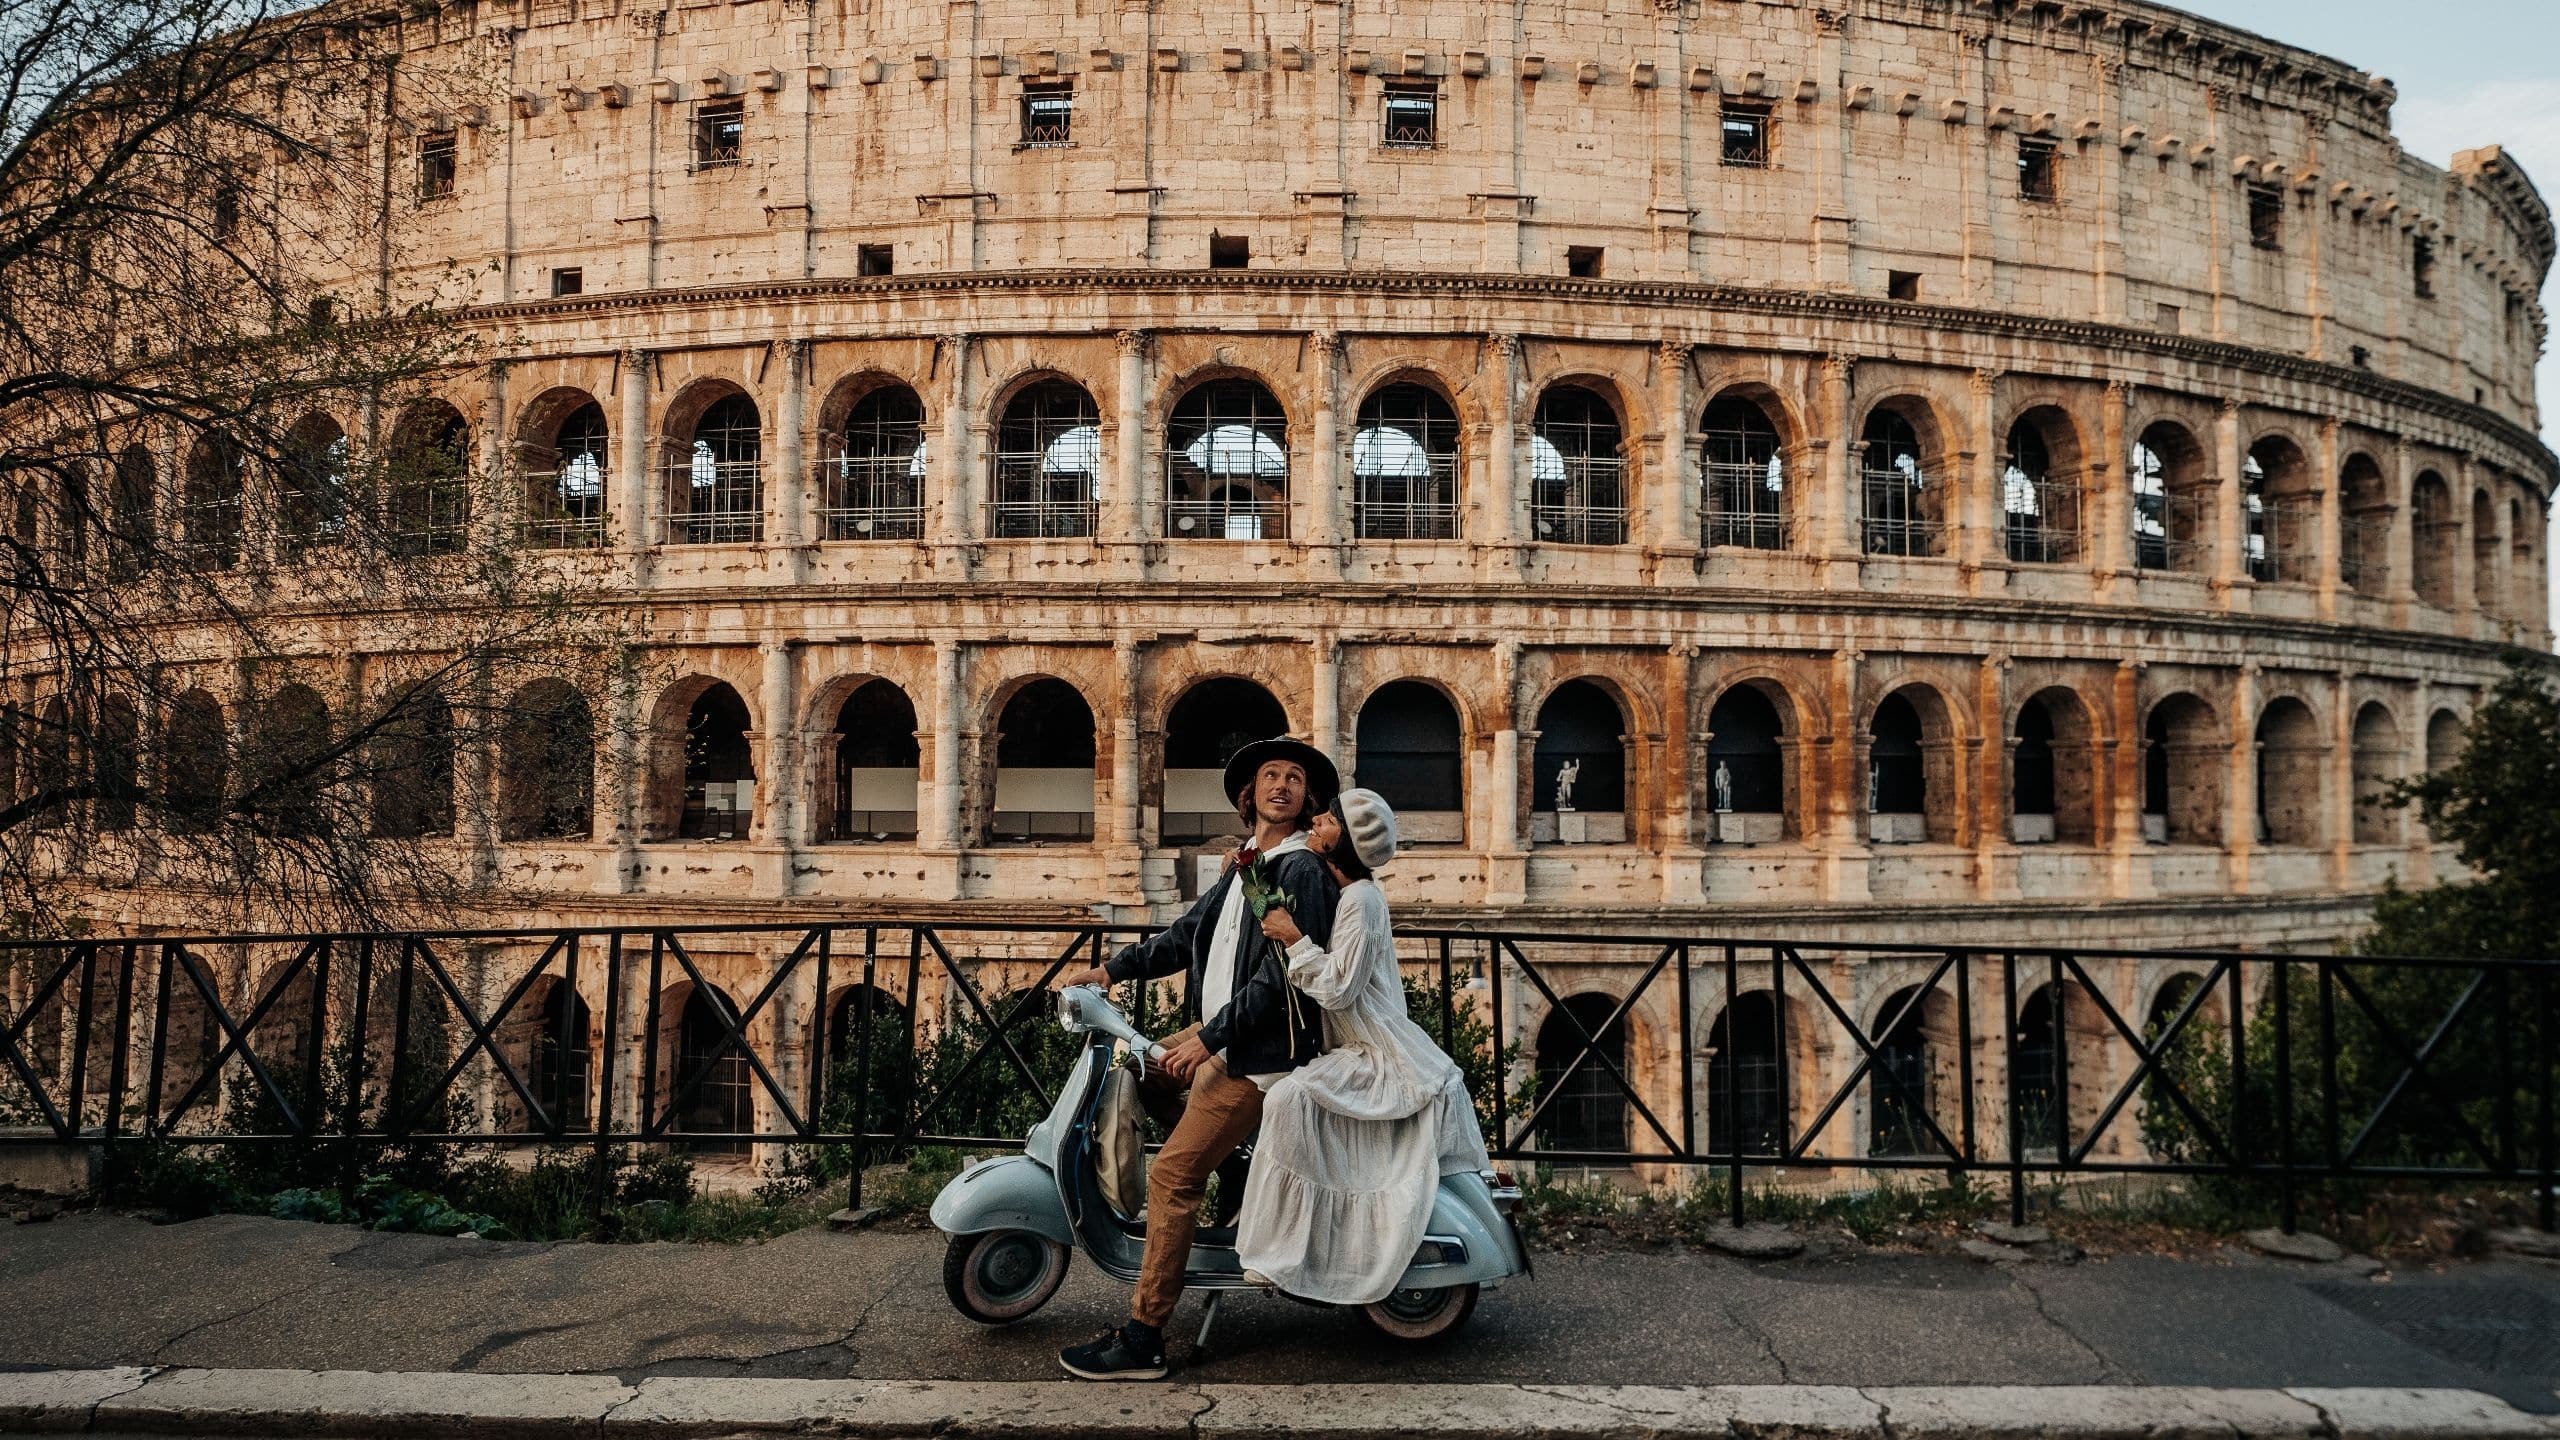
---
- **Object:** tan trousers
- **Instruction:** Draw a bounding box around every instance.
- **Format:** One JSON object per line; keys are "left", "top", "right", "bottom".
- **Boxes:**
{"left": 1129, "top": 1026, "right": 1264, "bottom": 1329}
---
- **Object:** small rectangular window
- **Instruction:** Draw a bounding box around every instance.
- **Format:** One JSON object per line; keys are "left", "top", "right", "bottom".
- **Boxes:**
{"left": 1383, "top": 83, "right": 1437, "bottom": 148}
{"left": 1209, "top": 232, "right": 1249, "bottom": 270}
{"left": 1566, "top": 245, "right": 1604, "bottom": 279}
{"left": 2157, "top": 302, "right": 2181, "bottom": 335}
{"left": 1720, "top": 103, "right": 1770, "bottom": 167}
{"left": 1020, "top": 81, "right": 1072, "bottom": 146}
{"left": 857, "top": 244, "right": 895, "bottom": 277}
{"left": 550, "top": 267, "right": 583, "bottom": 297}
{"left": 308, "top": 296, "right": 336, "bottom": 329}
{"left": 695, "top": 98, "right": 744, "bottom": 170}
{"left": 211, "top": 182, "right": 241, "bottom": 240}
{"left": 2412, "top": 235, "right": 2436, "bottom": 298}
{"left": 1887, "top": 270, "right": 1920, "bottom": 302}
{"left": 417, "top": 130, "right": 457, "bottom": 201}
{"left": 2247, "top": 183, "right": 2282, "bottom": 250}
{"left": 2017, "top": 138, "right": 2057, "bottom": 201}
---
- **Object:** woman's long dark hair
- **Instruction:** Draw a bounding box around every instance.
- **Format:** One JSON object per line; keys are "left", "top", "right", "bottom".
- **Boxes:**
{"left": 1320, "top": 796, "right": 1373, "bottom": 883}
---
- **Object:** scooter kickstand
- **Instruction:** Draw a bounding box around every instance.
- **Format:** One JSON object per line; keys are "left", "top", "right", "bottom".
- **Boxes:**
{"left": 1194, "top": 1291, "right": 1224, "bottom": 1359}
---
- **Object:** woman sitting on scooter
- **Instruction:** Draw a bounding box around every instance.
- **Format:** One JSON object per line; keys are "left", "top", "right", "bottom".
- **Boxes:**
{"left": 1236, "top": 788, "right": 1494, "bottom": 1304}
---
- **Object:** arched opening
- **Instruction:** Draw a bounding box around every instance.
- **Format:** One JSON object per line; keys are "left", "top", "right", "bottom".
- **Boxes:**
{"left": 678, "top": 684, "right": 755, "bottom": 841}
{"left": 821, "top": 385, "right": 927, "bottom": 540}
{"left": 2129, "top": 422, "right": 2209, "bottom": 573}
{"left": 2510, "top": 497, "right": 2537, "bottom": 624}
{"left": 162, "top": 691, "right": 227, "bottom": 832}
{"left": 1705, "top": 683, "right": 1791, "bottom": 846}
{"left": 2011, "top": 698, "right": 2057, "bottom": 839}
{"left": 108, "top": 445, "right": 156, "bottom": 579}
{"left": 1533, "top": 993, "right": 1627, "bottom": 1154}
{"left": 989, "top": 379, "right": 1101, "bottom": 538}
{"left": 507, "top": 977, "right": 592, "bottom": 1133}
{"left": 829, "top": 680, "right": 920, "bottom": 842}
{"left": 2411, "top": 472, "right": 2457, "bottom": 608}
{"left": 2471, "top": 489, "right": 2501, "bottom": 612}
{"left": 2350, "top": 702, "right": 2403, "bottom": 845}
{"left": 182, "top": 434, "right": 243, "bottom": 568}
{"left": 1352, "top": 382, "right": 1460, "bottom": 540}
{"left": 27, "top": 699, "right": 69, "bottom": 831}
{"left": 248, "top": 684, "right": 332, "bottom": 838}
{"left": 2012, "top": 688, "right": 2096, "bottom": 844}
{"left": 2338, "top": 454, "right": 2390, "bottom": 593}
{"left": 278, "top": 414, "right": 349, "bottom": 553}
{"left": 989, "top": 678, "right": 1096, "bottom": 843}
{"left": 1160, "top": 678, "right": 1288, "bottom": 843}
{"left": 669, "top": 392, "right": 763, "bottom": 545}
{"left": 386, "top": 401, "right": 472, "bottom": 555}
{"left": 2010, "top": 982, "right": 2102, "bottom": 1156}
{"left": 1859, "top": 406, "right": 1937, "bottom": 557}
{"left": 1529, "top": 385, "right": 1627, "bottom": 546}
{"left": 1706, "top": 992, "right": 1785, "bottom": 1158}
{"left": 1353, "top": 681, "right": 1463, "bottom": 836}
{"left": 525, "top": 399, "right": 609, "bottom": 549}
{"left": 368, "top": 687, "right": 454, "bottom": 840}
{"left": 1166, "top": 378, "right": 1289, "bottom": 540}
{"left": 1866, "top": 688, "right": 1951, "bottom": 844}
{"left": 2141, "top": 693, "right": 2222, "bottom": 845}
{"left": 2002, "top": 409, "right": 2082, "bottom": 565}
{"left": 2139, "top": 970, "right": 2226, "bottom": 1157}
{"left": 53, "top": 464, "right": 87, "bottom": 570}
{"left": 95, "top": 698, "right": 139, "bottom": 832}
{"left": 2242, "top": 436, "right": 2314, "bottom": 584}
{"left": 500, "top": 679, "right": 594, "bottom": 841}
{"left": 663, "top": 981, "right": 753, "bottom": 1156}
{"left": 1869, "top": 984, "right": 1959, "bottom": 1158}
{"left": 2425, "top": 708, "right": 2464, "bottom": 775}
{"left": 822, "top": 983, "right": 914, "bottom": 1138}
{"left": 2254, "top": 697, "right": 2324, "bottom": 847}
{"left": 1700, "top": 393, "right": 1787, "bottom": 550}
{"left": 1532, "top": 680, "right": 1627, "bottom": 845}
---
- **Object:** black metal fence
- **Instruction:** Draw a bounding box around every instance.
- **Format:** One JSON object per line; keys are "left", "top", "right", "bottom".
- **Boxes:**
{"left": 2, "top": 921, "right": 2552, "bottom": 1234}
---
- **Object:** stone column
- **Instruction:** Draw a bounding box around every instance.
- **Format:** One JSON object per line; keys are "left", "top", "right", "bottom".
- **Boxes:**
{"left": 1111, "top": 637, "right": 1143, "bottom": 849}
{"left": 2226, "top": 663, "right": 2258, "bottom": 893}
{"left": 2107, "top": 658, "right": 2146, "bottom": 898}
{"left": 1479, "top": 335, "right": 1521, "bottom": 557}
{"left": 477, "top": 362, "right": 510, "bottom": 551}
{"left": 1112, "top": 330, "right": 1148, "bottom": 552}
{"left": 1648, "top": 341, "right": 1697, "bottom": 568}
{"left": 616, "top": 349, "right": 652, "bottom": 550}
{"left": 772, "top": 339, "right": 809, "bottom": 549}
{"left": 1822, "top": 646, "right": 1869, "bottom": 901}
{"left": 930, "top": 333, "right": 974, "bottom": 553}
{"left": 2315, "top": 418, "right": 2343, "bottom": 621}
{"left": 1818, "top": 355, "right": 1855, "bottom": 587}
{"left": 2451, "top": 454, "right": 2480, "bottom": 632}
{"left": 2092, "top": 381, "right": 2128, "bottom": 600}
{"left": 756, "top": 640, "right": 800, "bottom": 856}
{"left": 923, "top": 638, "right": 965, "bottom": 852}
{"left": 2405, "top": 674, "right": 2435, "bottom": 885}
{"left": 2490, "top": 489, "right": 2516, "bottom": 637}
{"left": 1974, "top": 653, "right": 2007, "bottom": 898}
{"left": 1310, "top": 633, "right": 1341, "bottom": 759}
{"left": 2327, "top": 667, "right": 2354, "bottom": 887}
{"left": 2213, "top": 398, "right": 2244, "bottom": 606}
{"left": 1486, "top": 638, "right": 1526, "bottom": 905}
{"left": 1659, "top": 642, "right": 1703, "bottom": 903}
{"left": 601, "top": 645, "right": 645, "bottom": 892}
{"left": 1305, "top": 331, "right": 1343, "bottom": 575}
{"left": 1963, "top": 368, "right": 2000, "bottom": 589}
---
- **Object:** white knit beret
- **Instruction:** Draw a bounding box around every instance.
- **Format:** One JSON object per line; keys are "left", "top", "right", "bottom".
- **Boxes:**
{"left": 1334, "top": 787, "right": 1399, "bottom": 871}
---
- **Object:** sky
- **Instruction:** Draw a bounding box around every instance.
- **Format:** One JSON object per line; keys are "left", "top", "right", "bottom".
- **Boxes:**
{"left": 2181, "top": 1, "right": 2558, "bottom": 626}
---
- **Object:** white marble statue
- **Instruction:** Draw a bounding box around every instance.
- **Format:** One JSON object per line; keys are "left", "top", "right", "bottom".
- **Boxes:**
{"left": 1554, "top": 758, "right": 1580, "bottom": 812}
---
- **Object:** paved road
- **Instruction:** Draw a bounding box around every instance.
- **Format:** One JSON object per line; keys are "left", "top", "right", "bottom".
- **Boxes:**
{"left": 4, "top": 1212, "right": 2557, "bottom": 1411}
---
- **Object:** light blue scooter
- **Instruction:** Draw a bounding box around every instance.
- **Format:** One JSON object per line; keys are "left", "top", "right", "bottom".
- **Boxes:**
{"left": 930, "top": 984, "right": 1529, "bottom": 1344}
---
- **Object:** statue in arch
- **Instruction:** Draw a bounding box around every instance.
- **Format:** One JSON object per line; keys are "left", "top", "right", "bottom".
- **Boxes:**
{"left": 1554, "top": 758, "right": 1580, "bottom": 812}
{"left": 1712, "top": 759, "right": 1735, "bottom": 814}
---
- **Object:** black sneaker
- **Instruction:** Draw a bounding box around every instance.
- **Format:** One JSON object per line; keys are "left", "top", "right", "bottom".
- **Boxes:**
{"left": 1059, "top": 1322, "right": 1168, "bottom": 1381}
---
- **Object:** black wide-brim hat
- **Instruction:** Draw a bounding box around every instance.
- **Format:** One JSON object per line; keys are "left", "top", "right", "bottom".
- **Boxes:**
{"left": 1222, "top": 738, "right": 1340, "bottom": 809}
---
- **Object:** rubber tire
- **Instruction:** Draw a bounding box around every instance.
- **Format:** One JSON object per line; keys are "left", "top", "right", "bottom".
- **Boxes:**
{"left": 1359, "top": 1282, "right": 1479, "bottom": 1342}
{"left": 942, "top": 1230, "right": 1071, "bottom": 1325}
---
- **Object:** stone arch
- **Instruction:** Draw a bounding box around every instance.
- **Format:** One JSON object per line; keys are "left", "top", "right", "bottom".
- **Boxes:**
{"left": 2001, "top": 402, "right": 2088, "bottom": 565}
{"left": 246, "top": 682, "right": 332, "bottom": 838}
{"left": 1531, "top": 991, "right": 1631, "bottom": 1154}
{"left": 2411, "top": 470, "right": 2457, "bottom": 607}
{"left": 161, "top": 689, "right": 228, "bottom": 832}
{"left": 1350, "top": 375, "right": 1465, "bottom": 541}
{"left": 1702, "top": 988, "right": 1830, "bottom": 1158}
{"left": 1163, "top": 372, "right": 1291, "bottom": 540}
{"left": 2253, "top": 693, "right": 2326, "bottom": 847}
{"left": 2350, "top": 700, "right": 2403, "bottom": 845}
{"left": 1698, "top": 385, "right": 1795, "bottom": 550}
{"left": 1855, "top": 393, "right": 1955, "bottom": 558}
{"left": 642, "top": 676, "right": 758, "bottom": 842}
{"left": 2337, "top": 450, "right": 2391, "bottom": 593}
{"left": 1531, "top": 677, "right": 1630, "bottom": 842}
{"left": 2509, "top": 492, "right": 2538, "bottom": 625}
{"left": 1351, "top": 678, "right": 1467, "bottom": 830}
{"left": 497, "top": 974, "right": 595, "bottom": 1133}
{"left": 515, "top": 386, "right": 610, "bottom": 547}
{"left": 2009, "top": 684, "right": 2099, "bottom": 844}
{"left": 500, "top": 678, "right": 594, "bottom": 842}
{"left": 367, "top": 684, "right": 455, "bottom": 840}
{"left": 95, "top": 696, "right": 140, "bottom": 832}
{"left": 1866, "top": 980, "right": 1961, "bottom": 1158}
{"left": 2010, "top": 977, "right": 2107, "bottom": 1154}
{"left": 1160, "top": 676, "right": 1290, "bottom": 842}
{"left": 277, "top": 411, "right": 350, "bottom": 553}
{"left": 1862, "top": 680, "right": 1961, "bottom": 843}
{"left": 814, "top": 371, "right": 930, "bottom": 541}
{"left": 2471, "top": 486, "right": 2501, "bottom": 612}
{"left": 986, "top": 675, "right": 1097, "bottom": 845}
{"left": 1703, "top": 675, "right": 1804, "bottom": 842}
{"left": 2242, "top": 430, "right": 2316, "bottom": 584}
{"left": 987, "top": 373, "right": 1103, "bottom": 538}
{"left": 385, "top": 399, "right": 472, "bottom": 555}
{"left": 2425, "top": 707, "right": 2465, "bottom": 775}
{"left": 818, "top": 678, "right": 921, "bottom": 843}
{"left": 662, "top": 384, "right": 764, "bottom": 545}
{"left": 1527, "top": 378, "right": 1631, "bottom": 546}
{"left": 2128, "top": 418, "right": 2212, "bottom": 573}
{"left": 2141, "top": 691, "right": 2222, "bottom": 845}
{"left": 1344, "top": 357, "right": 1480, "bottom": 433}
{"left": 107, "top": 442, "right": 156, "bottom": 578}
{"left": 181, "top": 432, "right": 244, "bottom": 567}
{"left": 656, "top": 978, "right": 753, "bottom": 1157}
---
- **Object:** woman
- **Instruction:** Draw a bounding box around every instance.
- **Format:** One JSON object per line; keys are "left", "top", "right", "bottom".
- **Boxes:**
{"left": 1233, "top": 787, "right": 1493, "bottom": 1304}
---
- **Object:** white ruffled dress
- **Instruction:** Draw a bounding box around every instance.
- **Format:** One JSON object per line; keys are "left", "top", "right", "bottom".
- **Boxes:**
{"left": 1233, "top": 879, "right": 1493, "bottom": 1304}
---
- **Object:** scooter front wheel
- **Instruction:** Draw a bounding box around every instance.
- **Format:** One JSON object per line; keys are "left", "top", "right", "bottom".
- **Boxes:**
{"left": 942, "top": 1229, "right": 1071, "bottom": 1325}
{"left": 1359, "top": 1282, "right": 1479, "bottom": 1342}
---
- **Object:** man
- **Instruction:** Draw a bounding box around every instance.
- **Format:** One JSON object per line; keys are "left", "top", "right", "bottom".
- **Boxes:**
{"left": 1052, "top": 737, "right": 1340, "bottom": 1380}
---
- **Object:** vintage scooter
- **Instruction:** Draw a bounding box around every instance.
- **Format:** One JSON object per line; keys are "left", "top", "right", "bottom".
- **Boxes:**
{"left": 930, "top": 984, "right": 1528, "bottom": 1344}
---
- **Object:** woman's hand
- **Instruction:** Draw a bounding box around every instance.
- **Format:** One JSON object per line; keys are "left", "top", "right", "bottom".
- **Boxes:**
{"left": 1260, "top": 907, "right": 1302, "bottom": 946}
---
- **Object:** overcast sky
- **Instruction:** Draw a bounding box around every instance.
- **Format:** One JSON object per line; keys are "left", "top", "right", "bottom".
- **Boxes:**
{"left": 2180, "top": 1, "right": 2557, "bottom": 626}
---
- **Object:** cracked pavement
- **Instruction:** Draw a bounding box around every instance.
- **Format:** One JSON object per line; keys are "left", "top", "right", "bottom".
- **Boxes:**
{"left": 4, "top": 1211, "right": 2557, "bottom": 1412}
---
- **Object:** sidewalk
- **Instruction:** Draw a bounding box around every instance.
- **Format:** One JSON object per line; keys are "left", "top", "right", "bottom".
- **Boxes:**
{"left": 3, "top": 1209, "right": 2557, "bottom": 1434}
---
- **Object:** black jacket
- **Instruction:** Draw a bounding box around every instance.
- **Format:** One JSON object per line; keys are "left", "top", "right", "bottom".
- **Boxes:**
{"left": 1102, "top": 846, "right": 1338, "bottom": 1077}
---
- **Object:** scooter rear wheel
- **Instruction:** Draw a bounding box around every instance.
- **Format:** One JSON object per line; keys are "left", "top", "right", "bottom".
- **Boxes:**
{"left": 1359, "top": 1282, "right": 1479, "bottom": 1342}
{"left": 943, "top": 1229, "right": 1071, "bottom": 1325}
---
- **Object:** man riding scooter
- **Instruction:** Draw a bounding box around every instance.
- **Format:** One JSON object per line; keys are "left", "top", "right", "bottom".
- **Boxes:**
{"left": 1049, "top": 737, "right": 1340, "bottom": 1381}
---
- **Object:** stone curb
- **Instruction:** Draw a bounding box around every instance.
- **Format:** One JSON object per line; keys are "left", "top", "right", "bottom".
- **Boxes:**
{"left": 2, "top": 1369, "right": 2557, "bottom": 1440}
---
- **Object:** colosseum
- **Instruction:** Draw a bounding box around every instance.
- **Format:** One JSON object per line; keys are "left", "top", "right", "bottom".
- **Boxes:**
{"left": 11, "top": 0, "right": 2557, "bottom": 1167}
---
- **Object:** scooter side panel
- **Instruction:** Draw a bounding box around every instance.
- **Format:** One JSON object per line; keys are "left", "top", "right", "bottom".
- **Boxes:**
{"left": 1389, "top": 1176, "right": 1532, "bottom": 1291}
{"left": 928, "top": 1155, "right": 1076, "bottom": 1247}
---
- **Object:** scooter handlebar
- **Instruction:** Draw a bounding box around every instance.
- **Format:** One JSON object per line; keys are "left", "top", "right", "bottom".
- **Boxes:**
{"left": 1056, "top": 983, "right": 1166, "bottom": 1063}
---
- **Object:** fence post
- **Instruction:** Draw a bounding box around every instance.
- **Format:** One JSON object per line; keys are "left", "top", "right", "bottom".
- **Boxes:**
{"left": 100, "top": 943, "right": 136, "bottom": 1197}
{"left": 2274, "top": 958, "right": 2295, "bottom": 1234}
{"left": 1675, "top": 942, "right": 1694, "bottom": 1159}
{"left": 65, "top": 946, "right": 94, "bottom": 1137}
{"left": 1952, "top": 950, "right": 1975, "bottom": 1188}
{"left": 591, "top": 932, "right": 624, "bottom": 1222}
{"left": 1724, "top": 945, "right": 1742, "bottom": 1229}
{"left": 341, "top": 939, "right": 375, "bottom": 1209}
{"left": 2002, "top": 951, "right": 2024, "bottom": 1227}
{"left": 849, "top": 926, "right": 880, "bottom": 1212}
{"left": 2537, "top": 965, "right": 2554, "bottom": 1233}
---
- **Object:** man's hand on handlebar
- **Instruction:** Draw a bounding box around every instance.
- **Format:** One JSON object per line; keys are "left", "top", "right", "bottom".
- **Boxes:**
{"left": 1156, "top": 1031, "right": 1210, "bottom": 1083}
{"left": 1054, "top": 965, "right": 1110, "bottom": 990}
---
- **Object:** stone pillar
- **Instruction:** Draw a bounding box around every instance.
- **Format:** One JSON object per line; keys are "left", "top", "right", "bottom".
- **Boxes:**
{"left": 2107, "top": 658, "right": 2147, "bottom": 898}
{"left": 1648, "top": 341, "right": 1697, "bottom": 569}
{"left": 930, "top": 333, "right": 974, "bottom": 553}
{"left": 2315, "top": 418, "right": 2343, "bottom": 621}
{"left": 1479, "top": 335, "right": 1521, "bottom": 558}
{"left": 1822, "top": 647, "right": 1869, "bottom": 902}
{"left": 2451, "top": 454, "right": 2480, "bottom": 631}
{"left": 601, "top": 645, "right": 645, "bottom": 892}
{"left": 2387, "top": 436, "right": 2417, "bottom": 624}
{"left": 616, "top": 350, "right": 651, "bottom": 550}
{"left": 1112, "top": 330, "right": 1148, "bottom": 551}
{"left": 1111, "top": 637, "right": 1143, "bottom": 849}
{"left": 2212, "top": 398, "right": 2244, "bottom": 606}
{"left": 477, "top": 362, "right": 510, "bottom": 551}
{"left": 2490, "top": 488, "right": 2516, "bottom": 638}
{"left": 2404, "top": 674, "right": 2435, "bottom": 885}
{"left": 1659, "top": 642, "right": 1703, "bottom": 902}
{"left": 772, "top": 339, "right": 808, "bottom": 549}
{"left": 1305, "top": 331, "right": 1342, "bottom": 573}
{"left": 756, "top": 641, "right": 800, "bottom": 855}
{"left": 923, "top": 638, "right": 965, "bottom": 852}
{"left": 2327, "top": 667, "right": 2354, "bottom": 887}
{"left": 1310, "top": 633, "right": 1341, "bottom": 759}
{"left": 1974, "top": 653, "right": 2007, "bottom": 898}
{"left": 2226, "top": 663, "right": 2258, "bottom": 893}
{"left": 1486, "top": 638, "right": 1526, "bottom": 905}
{"left": 1818, "top": 355, "right": 1855, "bottom": 586}
{"left": 1963, "top": 368, "right": 2000, "bottom": 590}
{"left": 2092, "top": 381, "right": 2128, "bottom": 600}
